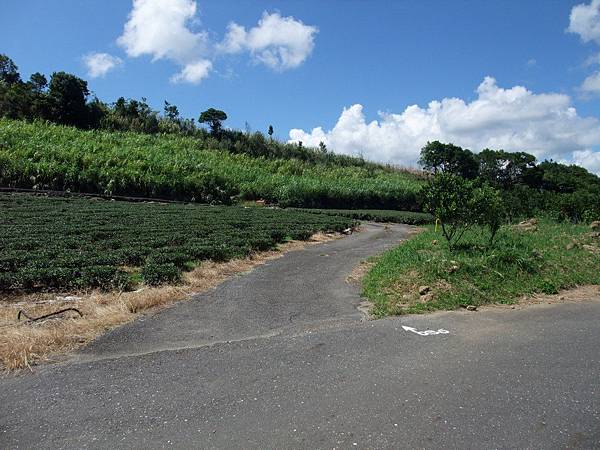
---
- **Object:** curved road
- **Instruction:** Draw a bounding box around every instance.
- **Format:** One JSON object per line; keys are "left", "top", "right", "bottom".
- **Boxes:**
{"left": 1, "top": 223, "right": 599, "bottom": 449}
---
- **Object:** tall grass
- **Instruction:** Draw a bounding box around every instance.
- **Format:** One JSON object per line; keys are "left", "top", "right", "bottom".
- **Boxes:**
{"left": 0, "top": 119, "right": 424, "bottom": 209}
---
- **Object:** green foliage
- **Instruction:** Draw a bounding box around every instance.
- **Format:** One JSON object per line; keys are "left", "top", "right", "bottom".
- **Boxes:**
{"left": 477, "top": 149, "right": 538, "bottom": 188}
{"left": 142, "top": 263, "right": 181, "bottom": 286}
{"left": 0, "top": 193, "right": 355, "bottom": 291}
{"left": 0, "top": 53, "right": 424, "bottom": 190}
{"left": 422, "top": 174, "right": 505, "bottom": 247}
{"left": 363, "top": 220, "right": 600, "bottom": 316}
{"left": 419, "top": 141, "right": 600, "bottom": 224}
{"left": 471, "top": 184, "right": 505, "bottom": 245}
{"left": 199, "top": 108, "right": 227, "bottom": 135}
{"left": 47, "top": 72, "right": 90, "bottom": 128}
{"left": 101, "top": 97, "right": 159, "bottom": 134}
{"left": 0, "top": 54, "right": 20, "bottom": 85}
{"left": 0, "top": 119, "right": 423, "bottom": 209}
{"left": 295, "top": 208, "right": 433, "bottom": 224}
{"left": 419, "top": 141, "right": 479, "bottom": 179}
{"left": 421, "top": 173, "right": 477, "bottom": 247}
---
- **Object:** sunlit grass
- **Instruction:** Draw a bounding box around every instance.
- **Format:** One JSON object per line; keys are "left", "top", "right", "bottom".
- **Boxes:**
{"left": 363, "top": 219, "right": 600, "bottom": 316}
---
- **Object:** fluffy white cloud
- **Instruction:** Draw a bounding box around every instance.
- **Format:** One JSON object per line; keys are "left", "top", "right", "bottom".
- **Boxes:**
{"left": 83, "top": 52, "right": 122, "bottom": 78}
{"left": 569, "top": 1, "right": 600, "bottom": 94}
{"left": 573, "top": 149, "right": 600, "bottom": 173}
{"left": 568, "top": 0, "right": 600, "bottom": 44}
{"left": 116, "top": 0, "right": 210, "bottom": 83}
{"left": 117, "top": 0, "right": 207, "bottom": 63}
{"left": 289, "top": 77, "right": 600, "bottom": 174}
{"left": 114, "top": 2, "right": 315, "bottom": 82}
{"left": 170, "top": 59, "right": 212, "bottom": 84}
{"left": 218, "top": 12, "right": 318, "bottom": 70}
{"left": 581, "top": 71, "right": 600, "bottom": 93}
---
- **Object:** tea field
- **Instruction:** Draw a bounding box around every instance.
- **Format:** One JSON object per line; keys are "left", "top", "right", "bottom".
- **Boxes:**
{"left": 0, "top": 193, "right": 355, "bottom": 291}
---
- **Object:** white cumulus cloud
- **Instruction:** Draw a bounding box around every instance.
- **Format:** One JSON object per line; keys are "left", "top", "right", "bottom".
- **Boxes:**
{"left": 83, "top": 52, "right": 122, "bottom": 78}
{"left": 218, "top": 12, "right": 318, "bottom": 70}
{"left": 568, "top": 0, "right": 600, "bottom": 44}
{"left": 289, "top": 77, "right": 600, "bottom": 174}
{"left": 117, "top": 0, "right": 210, "bottom": 83}
{"left": 581, "top": 71, "right": 600, "bottom": 93}
{"left": 569, "top": 1, "right": 600, "bottom": 94}
{"left": 117, "top": 0, "right": 207, "bottom": 63}
{"left": 113, "top": 2, "right": 315, "bottom": 82}
{"left": 573, "top": 149, "right": 600, "bottom": 173}
{"left": 170, "top": 59, "right": 212, "bottom": 84}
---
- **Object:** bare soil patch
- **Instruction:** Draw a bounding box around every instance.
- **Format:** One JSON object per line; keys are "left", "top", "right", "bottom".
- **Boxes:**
{"left": 485, "top": 285, "right": 600, "bottom": 311}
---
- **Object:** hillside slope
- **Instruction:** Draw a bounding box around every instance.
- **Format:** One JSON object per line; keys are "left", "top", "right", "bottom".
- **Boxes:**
{"left": 0, "top": 119, "right": 423, "bottom": 209}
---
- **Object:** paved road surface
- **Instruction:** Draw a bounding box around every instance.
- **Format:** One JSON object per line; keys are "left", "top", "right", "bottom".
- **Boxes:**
{"left": 1, "top": 223, "right": 599, "bottom": 449}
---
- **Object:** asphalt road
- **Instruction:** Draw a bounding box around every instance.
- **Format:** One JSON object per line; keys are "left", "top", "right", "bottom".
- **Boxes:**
{"left": 1, "top": 224, "right": 599, "bottom": 449}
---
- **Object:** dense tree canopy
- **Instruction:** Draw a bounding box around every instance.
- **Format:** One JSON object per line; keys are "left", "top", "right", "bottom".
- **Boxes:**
{"left": 419, "top": 141, "right": 479, "bottom": 179}
{"left": 419, "top": 141, "right": 600, "bottom": 223}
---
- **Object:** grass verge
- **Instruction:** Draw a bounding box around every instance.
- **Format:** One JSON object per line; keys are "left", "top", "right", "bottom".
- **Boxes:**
{"left": 362, "top": 219, "right": 600, "bottom": 317}
{"left": 295, "top": 208, "right": 433, "bottom": 224}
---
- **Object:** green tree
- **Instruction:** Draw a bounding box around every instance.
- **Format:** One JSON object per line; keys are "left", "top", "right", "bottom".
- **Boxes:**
{"left": 477, "top": 149, "right": 537, "bottom": 188}
{"left": 419, "top": 141, "right": 479, "bottom": 179}
{"left": 48, "top": 72, "right": 90, "bottom": 127}
{"left": 164, "top": 101, "right": 179, "bottom": 121}
{"left": 319, "top": 141, "right": 327, "bottom": 154}
{"left": 28, "top": 73, "right": 47, "bottom": 93}
{"left": 471, "top": 184, "right": 505, "bottom": 245}
{"left": 104, "top": 97, "right": 159, "bottom": 133}
{"left": 0, "top": 54, "right": 21, "bottom": 85}
{"left": 422, "top": 173, "right": 476, "bottom": 248}
{"left": 199, "top": 108, "right": 227, "bottom": 135}
{"left": 268, "top": 124, "right": 274, "bottom": 139}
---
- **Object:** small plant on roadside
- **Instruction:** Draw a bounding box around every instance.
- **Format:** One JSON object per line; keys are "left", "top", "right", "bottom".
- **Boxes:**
{"left": 471, "top": 184, "right": 505, "bottom": 246}
{"left": 421, "top": 173, "right": 476, "bottom": 248}
{"left": 422, "top": 174, "right": 506, "bottom": 248}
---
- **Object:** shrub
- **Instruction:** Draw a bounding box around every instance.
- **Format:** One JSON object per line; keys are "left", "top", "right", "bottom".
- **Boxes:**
{"left": 471, "top": 184, "right": 505, "bottom": 245}
{"left": 141, "top": 263, "right": 181, "bottom": 286}
{"left": 421, "top": 173, "right": 476, "bottom": 248}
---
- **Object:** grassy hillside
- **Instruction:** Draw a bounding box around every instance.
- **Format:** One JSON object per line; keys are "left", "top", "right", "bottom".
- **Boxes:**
{"left": 0, "top": 119, "right": 424, "bottom": 209}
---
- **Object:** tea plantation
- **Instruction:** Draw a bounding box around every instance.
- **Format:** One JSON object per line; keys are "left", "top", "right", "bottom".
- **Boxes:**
{"left": 0, "top": 193, "right": 355, "bottom": 291}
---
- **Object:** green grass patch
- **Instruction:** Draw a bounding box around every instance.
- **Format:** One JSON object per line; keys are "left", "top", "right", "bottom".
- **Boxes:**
{"left": 363, "top": 219, "right": 600, "bottom": 316}
{"left": 293, "top": 208, "right": 433, "bottom": 224}
{"left": 0, "top": 119, "right": 423, "bottom": 209}
{"left": 0, "top": 193, "right": 355, "bottom": 291}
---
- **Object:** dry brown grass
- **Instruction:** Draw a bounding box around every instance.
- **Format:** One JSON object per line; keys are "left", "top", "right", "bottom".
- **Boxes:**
{"left": 0, "top": 232, "right": 340, "bottom": 371}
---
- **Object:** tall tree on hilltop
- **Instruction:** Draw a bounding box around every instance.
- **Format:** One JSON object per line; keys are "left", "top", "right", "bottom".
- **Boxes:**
{"left": 0, "top": 54, "right": 21, "bottom": 85}
{"left": 199, "top": 108, "right": 227, "bottom": 136}
{"left": 48, "top": 72, "right": 90, "bottom": 128}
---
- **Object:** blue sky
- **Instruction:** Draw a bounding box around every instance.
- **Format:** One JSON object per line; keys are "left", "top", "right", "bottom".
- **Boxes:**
{"left": 2, "top": 0, "right": 600, "bottom": 172}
